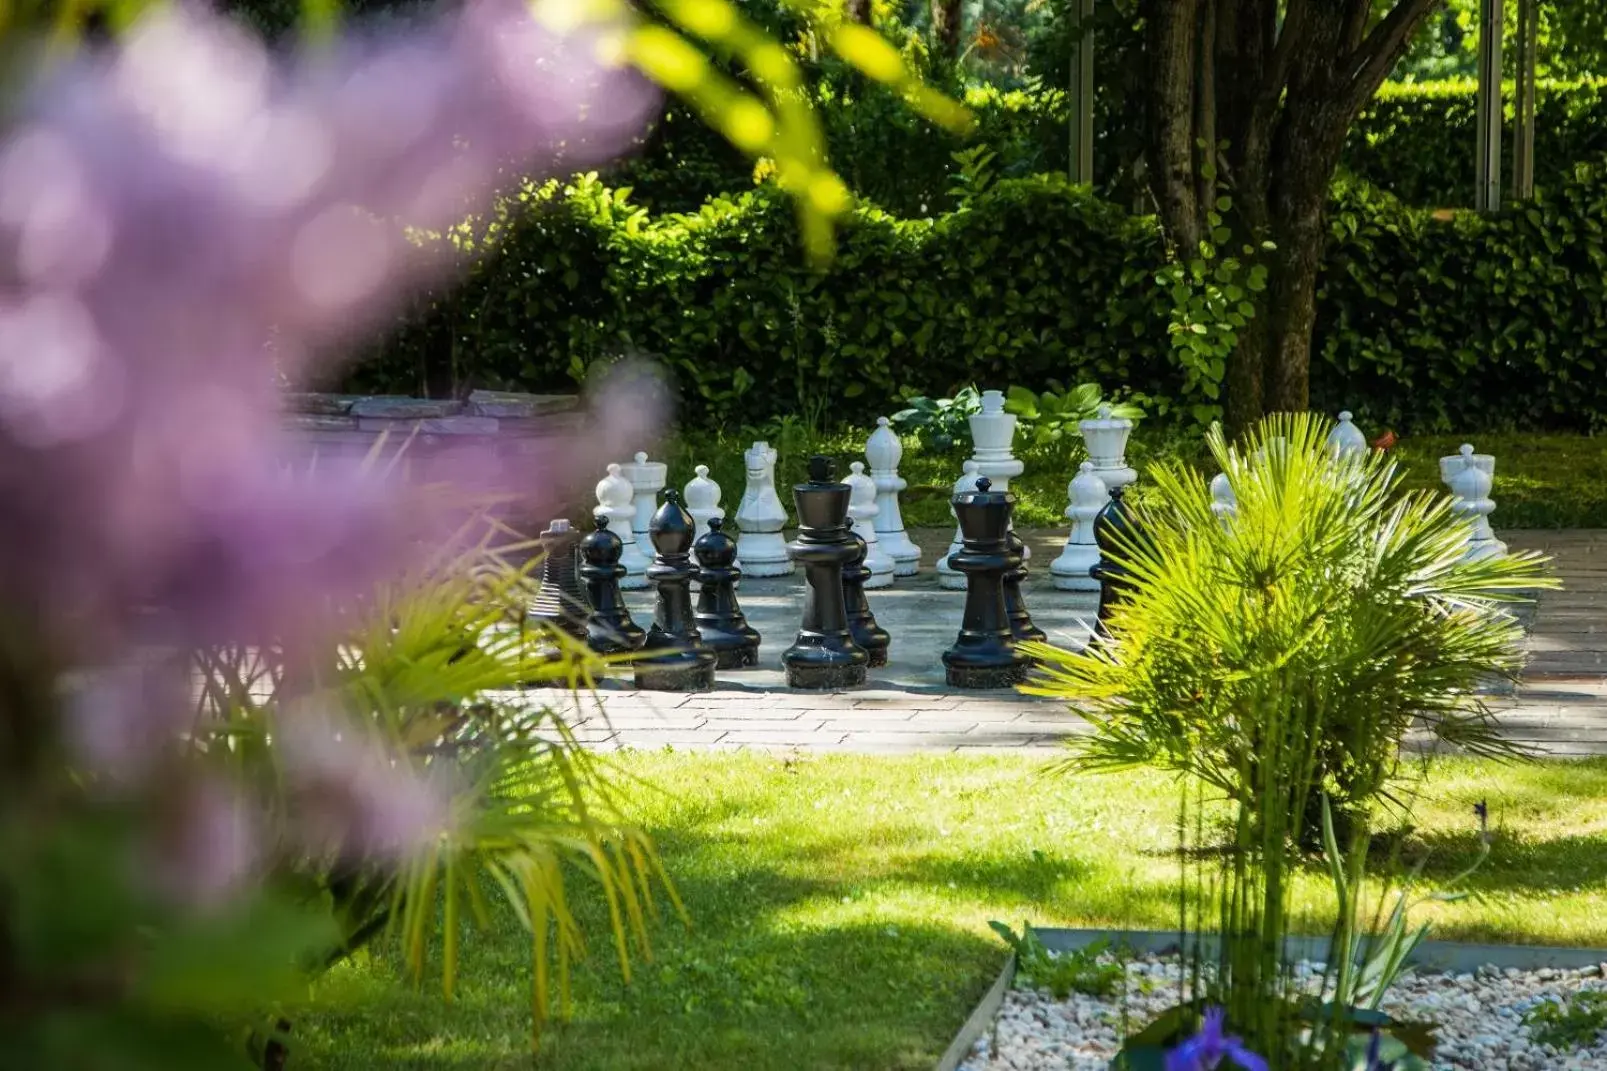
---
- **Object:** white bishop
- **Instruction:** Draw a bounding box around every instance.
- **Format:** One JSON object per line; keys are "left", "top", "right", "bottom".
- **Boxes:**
{"left": 937, "top": 460, "right": 982, "bottom": 590}
{"left": 1050, "top": 461, "right": 1107, "bottom": 591}
{"left": 683, "top": 465, "right": 724, "bottom": 543}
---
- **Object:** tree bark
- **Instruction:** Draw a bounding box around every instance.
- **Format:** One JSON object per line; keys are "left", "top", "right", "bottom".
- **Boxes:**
{"left": 844, "top": 0, "right": 871, "bottom": 24}
{"left": 930, "top": 0, "right": 962, "bottom": 62}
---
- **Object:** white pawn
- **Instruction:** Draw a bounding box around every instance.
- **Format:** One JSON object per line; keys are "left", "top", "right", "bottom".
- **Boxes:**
{"left": 684, "top": 464, "right": 724, "bottom": 543}
{"left": 846, "top": 461, "right": 896, "bottom": 589}
{"left": 1440, "top": 443, "right": 1507, "bottom": 560}
{"left": 968, "top": 389, "right": 1028, "bottom": 560}
{"left": 866, "top": 417, "right": 921, "bottom": 576}
{"left": 595, "top": 463, "right": 650, "bottom": 589}
{"left": 1326, "top": 411, "right": 1368, "bottom": 458}
{"left": 937, "top": 460, "right": 982, "bottom": 591}
{"left": 1209, "top": 471, "right": 1237, "bottom": 525}
{"left": 1050, "top": 462, "right": 1107, "bottom": 591}
{"left": 626, "top": 452, "right": 667, "bottom": 557}
{"left": 733, "top": 441, "right": 792, "bottom": 577}
{"left": 1080, "top": 404, "right": 1137, "bottom": 491}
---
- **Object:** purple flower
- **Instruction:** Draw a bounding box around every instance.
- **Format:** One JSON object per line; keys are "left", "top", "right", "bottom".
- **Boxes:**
{"left": 1166, "top": 1006, "right": 1269, "bottom": 1071}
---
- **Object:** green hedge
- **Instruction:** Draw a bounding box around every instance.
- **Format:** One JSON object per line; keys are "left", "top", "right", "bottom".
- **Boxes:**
{"left": 348, "top": 159, "right": 1607, "bottom": 435}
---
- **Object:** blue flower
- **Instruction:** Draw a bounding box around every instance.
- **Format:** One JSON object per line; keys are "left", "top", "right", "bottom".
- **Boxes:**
{"left": 1165, "top": 1006, "right": 1269, "bottom": 1071}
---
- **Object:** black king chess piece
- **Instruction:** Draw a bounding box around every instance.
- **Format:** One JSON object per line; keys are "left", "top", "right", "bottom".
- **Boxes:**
{"left": 942, "top": 477, "right": 1028, "bottom": 689}
{"left": 1091, "top": 484, "right": 1145, "bottom": 640}
{"left": 842, "top": 518, "right": 890, "bottom": 669}
{"left": 693, "top": 517, "right": 761, "bottom": 669}
{"left": 634, "top": 490, "right": 717, "bottom": 691}
{"left": 528, "top": 518, "right": 591, "bottom": 641}
{"left": 579, "top": 515, "right": 646, "bottom": 655}
{"left": 782, "top": 456, "right": 868, "bottom": 690}
{"left": 1002, "top": 527, "right": 1047, "bottom": 649}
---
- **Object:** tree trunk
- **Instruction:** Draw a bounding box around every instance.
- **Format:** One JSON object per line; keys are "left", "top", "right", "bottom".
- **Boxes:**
{"left": 931, "top": 0, "right": 962, "bottom": 63}
{"left": 844, "top": 0, "right": 871, "bottom": 24}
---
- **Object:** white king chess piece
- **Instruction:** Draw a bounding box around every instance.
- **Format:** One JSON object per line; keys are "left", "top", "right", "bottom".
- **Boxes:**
{"left": 968, "top": 389, "right": 1029, "bottom": 560}
{"left": 733, "top": 441, "right": 792, "bottom": 577}
{"left": 1079, "top": 404, "right": 1137, "bottom": 492}
{"left": 865, "top": 417, "right": 921, "bottom": 576}
{"left": 596, "top": 463, "right": 650, "bottom": 589}
{"left": 846, "top": 461, "right": 896, "bottom": 589}
{"left": 625, "top": 451, "right": 667, "bottom": 561}
{"left": 684, "top": 465, "right": 724, "bottom": 543}
{"left": 937, "top": 460, "right": 982, "bottom": 590}
{"left": 1050, "top": 461, "right": 1107, "bottom": 591}
{"left": 1326, "top": 411, "right": 1368, "bottom": 458}
{"left": 1440, "top": 443, "right": 1507, "bottom": 561}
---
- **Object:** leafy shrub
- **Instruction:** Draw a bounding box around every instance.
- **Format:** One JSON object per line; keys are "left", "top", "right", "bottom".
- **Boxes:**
{"left": 1524, "top": 990, "right": 1607, "bottom": 1050}
{"left": 988, "top": 922, "right": 1126, "bottom": 1000}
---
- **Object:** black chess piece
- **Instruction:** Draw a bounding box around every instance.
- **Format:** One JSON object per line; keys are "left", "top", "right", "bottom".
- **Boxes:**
{"left": 1002, "top": 527, "right": 1047, "bottom": 648}
{"left": 579, "top": 515, "right": 646, "bottom": 655}
{"left": 634, "top": 490, "right": 717, "bottom": 691}
{"left": 1091, "top": 485, "right": 1145, "bottom": 639}
{"left": 782, "top": 456, "right": 868, "bottom": 690}
{"left": 694, "top": 518, "right": 761, "bottom": 669}
{"left": 842, "top": 519, "right": 890, "bottom": 669}
{"left": 942, "top": 477, "right": 1028, "bottom": 689}
{"left": 528, "top": 519, "right": 590, "bottom": 641}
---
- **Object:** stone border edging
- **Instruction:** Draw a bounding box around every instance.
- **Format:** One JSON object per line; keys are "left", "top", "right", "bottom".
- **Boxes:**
{"left": 937, "top": 927, "right": 1607, "bottom": 1070}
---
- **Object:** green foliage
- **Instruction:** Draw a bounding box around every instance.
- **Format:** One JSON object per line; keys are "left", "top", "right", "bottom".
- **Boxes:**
{"left": 1004, "top": 381, "right": 1143, "bottom": 448}
{"left": 889, "top": 385, "right": 983, "bottom": 452}
{"left": 988, "top": 921, "right": 1126, "bottom": 1000}
{"left": 1523, "top": 989, "right": 1607, "bottom": 1050}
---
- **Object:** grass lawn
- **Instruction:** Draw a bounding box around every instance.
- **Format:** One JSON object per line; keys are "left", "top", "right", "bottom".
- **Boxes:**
{"left": 291, "top": 752, "right": 1607, "bottom": 1071}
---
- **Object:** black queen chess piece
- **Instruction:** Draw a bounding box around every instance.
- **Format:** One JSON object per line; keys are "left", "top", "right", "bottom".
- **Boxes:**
{"left": 693, "top": 517, "right": 762, "bottom": 669}
{"left": 842, "top": 518, "right": 890, "bottom": 668}
{"left": 782, "top": 456, "right": 868, "bottom": 690}
{"left": 1002, "top": 528, "right": 1047, "bottom": 648}
{"left": 942, "top": 477, "right": 1028, "bottom": 689}
{"left": 579, "top": 515, "right": 646, "bottom": 656}
{"left": 1091, "top": 484, "right": 1147, "bottom": 640}
{"left": 634, "top": 490, "right": 718, "bottom": 691}
{"left": 528, "top": 518, "right": 591, "bottom": 642}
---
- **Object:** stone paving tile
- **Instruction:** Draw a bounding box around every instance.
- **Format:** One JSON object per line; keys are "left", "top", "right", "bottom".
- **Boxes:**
{"left": 721, "top": 729, "right": 851, "bottom": 746}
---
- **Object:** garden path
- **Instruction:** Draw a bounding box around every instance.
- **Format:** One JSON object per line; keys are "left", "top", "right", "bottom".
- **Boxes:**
{"left": 542, "top": 528, "right": 1607, "bottom": 758}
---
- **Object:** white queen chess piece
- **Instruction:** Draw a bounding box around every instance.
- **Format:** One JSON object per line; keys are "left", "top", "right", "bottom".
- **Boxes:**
{"left": 733, "top": 441, "right": 792, "bottom": 577}
{"left": 846, "top": 461, "right": 896, "bottom": 588}
{"left": 1326, "top": 411, "right": 1368, "bottom": 457}
{"left": 1080, "top": 404, "right": 1137, "bottom": 492}
{"left": 625, "top": 452, "right": 667, "bottom": 576}
{"left": 937, "top": 460, "right": 982, "bottom": 590}
{"left": 865, "top": 417, "right": 921, "bottom": 576}
{"left": 1440, "top": 443, "right": 1507, "bottom": 560}
{"left": 595, "top": 462, "right": 650, "bottom": 589}
{"left": 968, "top": 389, "right": 1029, "bottom": 561}
{"left": 684, "top": 464, "right": 724, "bottom": 542}
{"left": 1050, "top": 461, "right": 1107, "bottom": 591}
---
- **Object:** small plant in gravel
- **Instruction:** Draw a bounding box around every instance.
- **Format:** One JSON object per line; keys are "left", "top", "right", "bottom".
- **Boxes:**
{"left": 1522, "top": 989, "right": 1607, "bottom": 1050}
{"left": 989, "top": 922, "right": 1126, "bottom": 1000}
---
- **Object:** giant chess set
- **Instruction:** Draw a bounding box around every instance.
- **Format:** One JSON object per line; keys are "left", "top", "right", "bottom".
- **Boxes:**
{"left": 523, "top": 394, "right": 1514, "bottom": 693}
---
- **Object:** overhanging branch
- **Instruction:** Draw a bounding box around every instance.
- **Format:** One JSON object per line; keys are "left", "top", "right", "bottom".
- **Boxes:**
{"left": 1344, "top": 0, "right": 1444, "bottom": 111}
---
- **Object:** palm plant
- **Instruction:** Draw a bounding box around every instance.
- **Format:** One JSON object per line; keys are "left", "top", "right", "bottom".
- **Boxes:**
{"left": 1023, "top": 412, "right": 1555, "bottom": 1067}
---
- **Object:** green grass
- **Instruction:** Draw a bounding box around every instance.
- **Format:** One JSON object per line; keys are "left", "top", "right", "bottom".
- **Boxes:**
{"left": 291, "top": 753, "right": 1607, "bottom": 1071}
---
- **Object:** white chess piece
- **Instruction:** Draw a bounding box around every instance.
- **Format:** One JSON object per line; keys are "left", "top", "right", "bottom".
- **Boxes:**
{"left": 684, "top": 465, "right": 724, "bottom": 543}
{"left": 846, "top": 461, "right": 896, "bottom": 589}
{"left": 1209, "top": 471, "right": 1237, "bottom": 526}
{"left": 1080, "top": 404, "right": 1137, "bottom": 492}
{"left": 937, "top": 460, "right": 982, "bottom": 590}
{"left": 968, "top": 389, "right": 1029, "bottom": 561}
{"left": 1440, "top": 443, "right": 1507, "bottom": 560}
{"left": 626, "top": 451, "right": 667, "bottom": 557}
{"left": 732, "top": 441, "right": 792, "bottom": 577}
{"left": 866, "top": 417, "right": 921, "bottom": 576}
{"left": 595, "top": 462, "right": 649, "bottom": 589}
{"left": 1326, "top": 411, "right": 1368, "bottom": 458}
{"left": 1050, "top": 461, "right": 1107, "bottom": 591}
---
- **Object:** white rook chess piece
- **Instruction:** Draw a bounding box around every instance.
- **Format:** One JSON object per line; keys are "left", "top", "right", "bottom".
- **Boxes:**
{"left": 1440, "top": 443, "right": 1507, "bottom": 561}
{"left": 595, "top": 463, "right": 649, "bottom": 589}
{"left": 626, "top": 451, "right": 666, "bottom": 556}
{"left": 846, "top": 461, "right": 896, "bottom": 589}
{"left": 1080, "top": 404, "right": 1137, "bottom": 492}
{"left": 1326, "top": 411, "right": 1368, "bottom": 457}
{"left": 1050, "top": 461, "right": 1107, "bottom": 591}
{"left": 684, "top": 465, "right": 724, "bottom": 543}
{"left": 1209, "top": 471, "right": 1237, "bottom": 525}
{"left": 866, "top": 417, "right": 921, "bottom": 576}
{"left": 733, "top": 441, "right": 792, "bottom": 577}
{"left": 968, "top": 389, "right": 1029, "bottom": 561}
{"left": 937, "top": 460, "right": 982, "bottom": 590}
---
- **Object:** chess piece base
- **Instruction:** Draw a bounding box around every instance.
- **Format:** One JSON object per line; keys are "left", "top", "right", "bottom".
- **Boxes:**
{"left": 699, "top": 627, "right": 761, "bottom": 670}
{"left": 710, "top": 644, "right": 760, "bottom": 670}
{"left": 945, "top": 662, "right": 1028, "bottom": 689}
{"left": 737, "top": 557, "right": 794, "bottom": 578}
{"left": 634, "top": 661, "right": 717, "bottom": 692}
{"left": 786, "top": 661, "right": 868, "bottom": 690}
{"left": 891, "top": 559, "right": 919, "bottom": 578}
{"left": 938, "top": 572, "right": 967, "bottom": 591}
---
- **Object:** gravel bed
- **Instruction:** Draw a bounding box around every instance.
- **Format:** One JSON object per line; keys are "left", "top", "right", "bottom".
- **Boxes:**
{"left": 958, "top": 953, "right": 1607, "bottom": 1070}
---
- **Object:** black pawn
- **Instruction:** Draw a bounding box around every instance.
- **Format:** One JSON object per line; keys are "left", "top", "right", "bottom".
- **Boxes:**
{"left": 843, "top": 519, "right": 890, "bottom": 669}
{"left": 580, "top": 515, "right": 646, "bottom": 655}
{"left": 1091, "top": 485, "right": 1145, "bottom": 640}
{"left": 528, "top": 519, "right": 590, "bottom": 641}
{"left": 782, "top": 455, "right": 868, "bottom": 690}
{"left": 942, "top": 477, "right": 1028, "bottom": 689}
{"left": 1002, "top": 528, "right": 1047, "bottom": 648}
{"left": 694, "top": 518, "right": 761, "bottom": 669}
{"left": 635, "top": 490, "right": 717, "bottom": 691}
